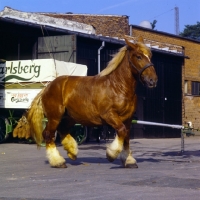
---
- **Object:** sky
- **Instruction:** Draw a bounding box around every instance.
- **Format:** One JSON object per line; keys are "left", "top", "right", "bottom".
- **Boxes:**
{"left": 0, "top": 0, "right": 199, "bottom": 35}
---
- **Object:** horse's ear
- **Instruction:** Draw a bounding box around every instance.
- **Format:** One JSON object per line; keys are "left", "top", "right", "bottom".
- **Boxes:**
{"left": 124, "top": 38, "right": 136, "bottom": 49}
{"left": 137, "top": 36, "right": 144, "bottom": 44}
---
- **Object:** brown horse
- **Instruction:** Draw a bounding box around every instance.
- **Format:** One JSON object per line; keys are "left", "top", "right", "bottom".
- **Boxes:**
{"left": 27, "top": 36, "right": 157, "bottom": 168}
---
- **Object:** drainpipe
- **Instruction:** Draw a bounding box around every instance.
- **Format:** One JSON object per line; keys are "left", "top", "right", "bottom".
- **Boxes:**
{"left": 130, "top": 25, "right": 132, "bottom": 36}
{"left": 98, "top": 41, "right": 105, "bottom": 74}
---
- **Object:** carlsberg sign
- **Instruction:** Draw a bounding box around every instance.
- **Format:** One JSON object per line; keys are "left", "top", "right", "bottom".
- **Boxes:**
{"left": 0, "top": 59, "right": 88, "bottom": 84}
{"left": 0, "top": 59, "right": 58, "bottom": 83}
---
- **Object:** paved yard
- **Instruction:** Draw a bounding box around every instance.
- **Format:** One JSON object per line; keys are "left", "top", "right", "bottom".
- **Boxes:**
{"left": 0, "top": 136, "right": 200, "bottom": 200}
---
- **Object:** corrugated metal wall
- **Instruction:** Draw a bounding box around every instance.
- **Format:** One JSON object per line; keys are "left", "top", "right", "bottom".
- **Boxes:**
{"left": 77, "top": 36, "right": 121, "bottom": 76}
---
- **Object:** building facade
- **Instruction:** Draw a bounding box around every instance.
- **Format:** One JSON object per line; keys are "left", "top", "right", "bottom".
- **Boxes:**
{"left": 130, "top": 25, "right": 200, "bottom": 133}
{"left": 1, "top": 7, "right": 200, "bottom": 137}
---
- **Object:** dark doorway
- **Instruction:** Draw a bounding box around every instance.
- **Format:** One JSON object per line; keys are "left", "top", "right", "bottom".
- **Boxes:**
{"left": 132, "top": 52, "right": 183, "bottom": 138}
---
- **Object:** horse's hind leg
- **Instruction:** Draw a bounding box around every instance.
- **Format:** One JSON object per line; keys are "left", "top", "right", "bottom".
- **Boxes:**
{"left": 46, "top": 141, "right": 66, "bottom": 168}
{"left": 120, "top": 120, "right": 138, "bottom": 168}
{"left": 43, "top": 119, "right": 67, "bottom": 168}
{"left": 57, "top": 117, "right": 78, "bottom": 161}
{"left": 61, "top": 134, "right": 78, "bottom": 160}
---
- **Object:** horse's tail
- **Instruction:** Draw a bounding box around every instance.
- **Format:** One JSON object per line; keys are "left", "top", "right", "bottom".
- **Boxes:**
{"left": 27, "top": 87, "right": 45, "bottom": 146}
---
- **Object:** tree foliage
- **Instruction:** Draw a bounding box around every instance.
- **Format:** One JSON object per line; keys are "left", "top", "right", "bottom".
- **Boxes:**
{"left": 151, "top": 20, "right": 157, "bottom": 30}
{"left": 179, "top": 21, "right": 200, "bottom": 41}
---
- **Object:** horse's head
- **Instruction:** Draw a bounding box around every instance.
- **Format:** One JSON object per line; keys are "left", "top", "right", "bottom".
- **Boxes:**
{"left": 125, "top": 36, "right": 158, "bottom": 88}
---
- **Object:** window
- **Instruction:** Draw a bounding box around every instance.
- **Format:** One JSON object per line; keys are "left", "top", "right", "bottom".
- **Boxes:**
{"left": 184, "top": 81, "right": 188, "bottom": 94}
{"left": 192, "top": 81, "right": 200, "bottom": 95}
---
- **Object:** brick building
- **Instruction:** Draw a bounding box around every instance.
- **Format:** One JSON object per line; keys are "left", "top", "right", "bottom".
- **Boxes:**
{"left": 44, "top": 13, "right": 130, "bottom": 38}
{"left": 130, "top": 25, "right": 200, "bottom": 131}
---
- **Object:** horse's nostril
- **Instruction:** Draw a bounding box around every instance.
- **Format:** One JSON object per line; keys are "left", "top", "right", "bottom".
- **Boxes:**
{"left": 150, "top": 78, "right": 154, "bottom": 85}
{"left": 149, "top": 78, "right": 157, "bottom": 87}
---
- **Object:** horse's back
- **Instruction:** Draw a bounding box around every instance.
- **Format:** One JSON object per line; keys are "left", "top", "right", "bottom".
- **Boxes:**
{"left": 42, "top": 75, "right": 92, "bottom": 103}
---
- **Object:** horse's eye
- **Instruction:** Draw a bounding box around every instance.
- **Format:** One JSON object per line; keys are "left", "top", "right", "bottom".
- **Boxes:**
{"left": 136, "top": 56, "right": 142, "bottom": 60}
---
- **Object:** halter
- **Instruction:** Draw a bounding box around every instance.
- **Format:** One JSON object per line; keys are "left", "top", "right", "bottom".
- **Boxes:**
{"left": 128, "top": 50, "right": 154, "bottom": 84}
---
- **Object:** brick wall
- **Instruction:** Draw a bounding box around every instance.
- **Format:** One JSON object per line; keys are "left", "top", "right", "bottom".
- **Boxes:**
{"left": 131, "top": 26, "right": 200, "bottom": 129}
{"left": 44, "top": 13, "right": 129, "bottom": 38}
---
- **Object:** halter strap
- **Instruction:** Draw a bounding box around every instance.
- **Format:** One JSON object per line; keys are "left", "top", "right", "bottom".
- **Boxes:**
{"left": 128, "top": 50, "right": 154, "bottom": 84}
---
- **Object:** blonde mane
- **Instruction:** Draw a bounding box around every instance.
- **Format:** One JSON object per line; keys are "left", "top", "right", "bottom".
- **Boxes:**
{"left": 99, "top": 46, "right": 127, "bottom": 77}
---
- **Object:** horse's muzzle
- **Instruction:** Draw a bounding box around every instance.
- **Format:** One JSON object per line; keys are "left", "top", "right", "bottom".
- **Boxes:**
{"left": 144, "top": 76, "right": 158, "bottom": 88}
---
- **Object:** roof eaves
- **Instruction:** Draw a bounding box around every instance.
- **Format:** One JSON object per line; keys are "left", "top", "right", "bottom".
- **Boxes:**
{"left": 130, "top": 24, "right": 200, "bottom": 43}
{"left": 0, "top": 7, "right": 96, "bottom": 35}
{"left": 0, "top": 16, "right": 125, "bottom": 45}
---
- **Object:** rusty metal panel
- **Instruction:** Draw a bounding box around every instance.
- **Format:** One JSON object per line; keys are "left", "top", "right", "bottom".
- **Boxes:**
{"left": 38, "top": 35, "right": 76, "bottom": 62}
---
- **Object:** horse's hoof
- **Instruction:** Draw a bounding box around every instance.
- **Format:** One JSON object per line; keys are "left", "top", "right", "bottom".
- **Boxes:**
{"left": 68, "top": 153, "right": 77, "bottom": 160}
{"left": 106, "top": 154, "right": 115, "bottom": 162}
{"left": 106, "top": 149, "right": 119, "bottom": 162}
{"left": 125, "top": 163, "right": 138, "bottom": 168}
{"left": 53, "top": 163, "right": 67, "bottom": 168}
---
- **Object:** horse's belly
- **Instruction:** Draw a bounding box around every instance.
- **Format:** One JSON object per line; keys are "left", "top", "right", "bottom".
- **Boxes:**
{"left": 67, "top": 106, "right": 102, "bottom": 126}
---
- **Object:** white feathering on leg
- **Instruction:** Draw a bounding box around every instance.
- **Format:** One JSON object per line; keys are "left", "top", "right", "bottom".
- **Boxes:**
{"left": 61, "top": 134, "right": 78, "bottom": 160}
{"left": 46, "top": 146, "right": 66, "bottom": 167}
{"left": 106, "top": 135, "right": 123, "bottom": 161}
{"left": 120, "top": 149, "right": 138, "bottom": 168}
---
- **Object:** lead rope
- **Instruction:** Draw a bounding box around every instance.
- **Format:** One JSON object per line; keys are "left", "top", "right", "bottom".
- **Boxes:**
{"left": 40, "top": 25, "right": 57, "bottom": 78}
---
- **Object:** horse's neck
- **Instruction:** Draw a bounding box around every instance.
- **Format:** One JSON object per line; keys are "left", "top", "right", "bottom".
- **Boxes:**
{"left": 109, "top": 55, "right": 137, "bottom": 93}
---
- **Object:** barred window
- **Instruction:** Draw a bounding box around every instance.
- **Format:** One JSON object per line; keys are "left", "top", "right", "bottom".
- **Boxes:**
{"left": 192, "top": 81, "right": 200, "bottom": 95}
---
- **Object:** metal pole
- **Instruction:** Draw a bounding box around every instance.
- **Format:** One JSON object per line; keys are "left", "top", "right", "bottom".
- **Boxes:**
{"left": 132, "top": 120, "right": 184, "bottom": 129}
{"left": 132, "top": 120, "right": 185, "bottom": 152}
{"left": 181, "top": 129, "right": 184, "bottom": 153}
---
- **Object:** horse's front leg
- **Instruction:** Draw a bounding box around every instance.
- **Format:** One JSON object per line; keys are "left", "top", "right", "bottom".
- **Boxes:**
{"left": 105, "top": 114, "right": 127, "bottom": 162}
{"left": 120, "top": 120, "right": 138, "bottom": 168}
{"left": 43, "top": 120, "right": 66, "bottom": 168}
{"left": 106, "top": 125, "right": 125, "bottom": 162}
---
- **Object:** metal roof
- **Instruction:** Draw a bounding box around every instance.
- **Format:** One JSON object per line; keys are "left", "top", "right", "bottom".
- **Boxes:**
{"left": 0, "top": 7, "right": 96, "bottom": 34}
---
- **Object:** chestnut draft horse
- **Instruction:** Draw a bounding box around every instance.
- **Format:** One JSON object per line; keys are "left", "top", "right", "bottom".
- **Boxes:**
{"left": 27, "top": 37, "right": 157, "bottom": 168}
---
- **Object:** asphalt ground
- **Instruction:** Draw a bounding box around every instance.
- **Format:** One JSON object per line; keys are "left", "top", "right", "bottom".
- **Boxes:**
{"left": 0, "top": 136, "right": 200, "bottom": 200}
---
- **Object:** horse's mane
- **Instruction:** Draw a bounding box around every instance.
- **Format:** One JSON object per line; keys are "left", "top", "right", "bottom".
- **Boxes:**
{"left": 99, "top": 46, "right": 127, "bottom": 77}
